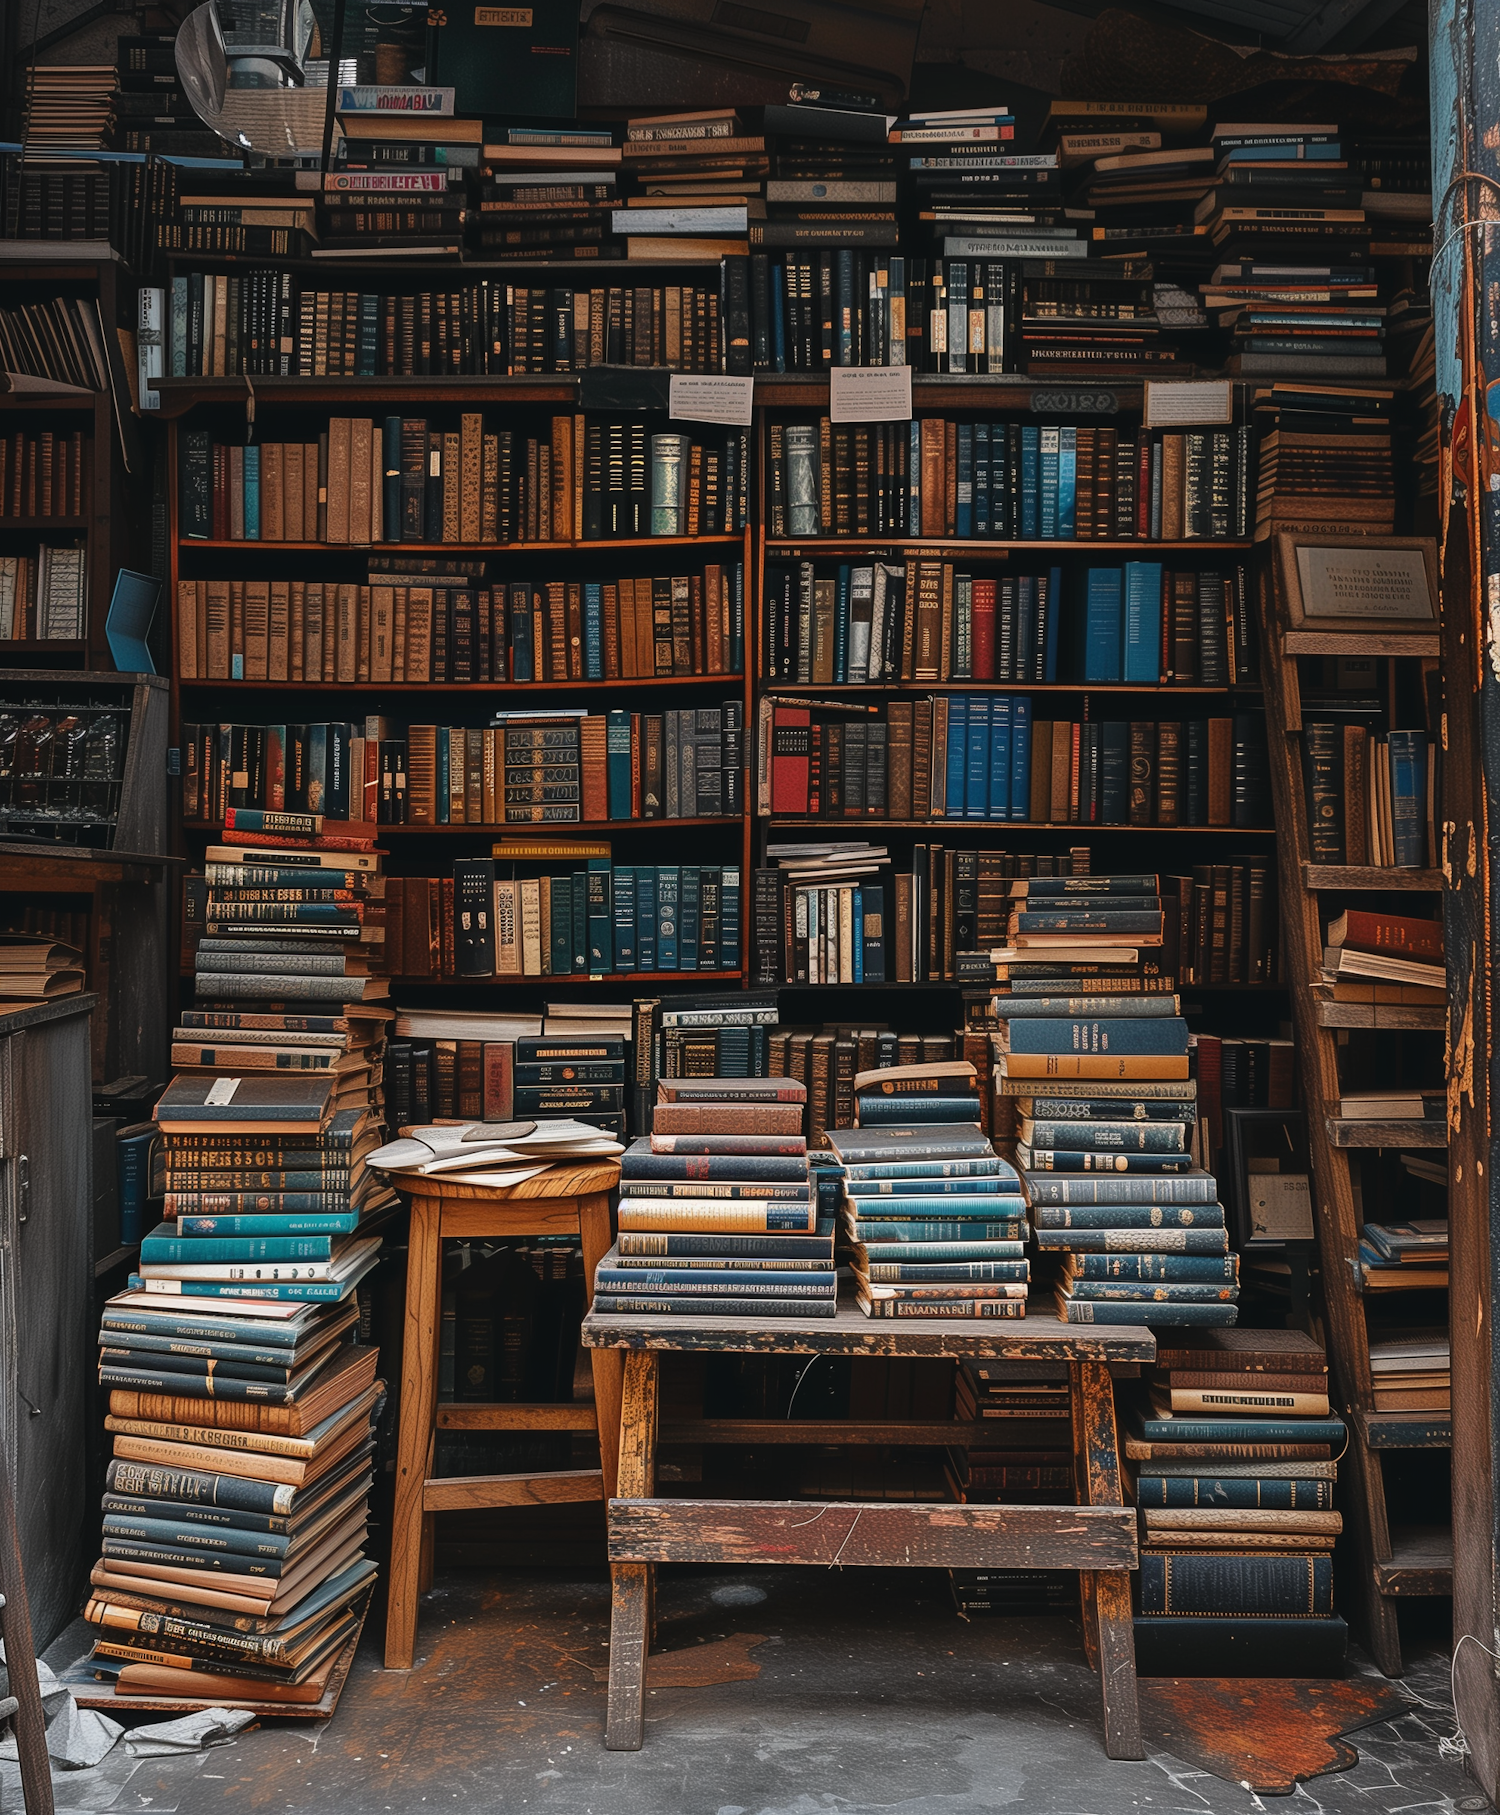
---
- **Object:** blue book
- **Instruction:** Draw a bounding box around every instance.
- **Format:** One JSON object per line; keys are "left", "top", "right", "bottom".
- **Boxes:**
{"left": 657, "top": 866, "right": 680, "bottom": 970}
{"left": 1387, "top": 731, "right": 1428, "bottom": 866}
{"left": 944, "top": 694, "right": 969, "bottom": 820}
{"left": 851, "top": 885, "right": 864, "bottom": 983}
{"left": 1084, "top": 566, "right": 1124, "bottom": 682}
{"left": 509, "top": 585, "right": 534, "bottom": 682}
{"left": 583, "top": 582, "right": 604, "bottom": 679}
{"left": 1057, "top": 425, "right": 1076, "bottom": 538}
{"left": 1039, "top": 427, "right": 1059, "bottom": 539}
{"left": 992, "top": 423, "right": 1010, "bottom": 538}
{"left": 1066, "top": 1282, "right": 1238, "bottom": 1302}
{"left": 853, "top": 1096, "right": 986, "bottom": 1127}
{"left": 1136, "top": 1478, "right": 1334, "bottom": 1510}
{"left": 908, "top": 421, "right": 922, "bottom": 534}
{"left": 118, "top": 1130, "right": 156, "bottom": 1246}
{"left": 1100, "top": 719, "right": 1130, "bottom": 821}
{"left": 178, "top": 1213, "right": 361, "bottom": 1236}
{"left": 170, "top": 276, "right": 188, "bottom": 376}
{"left": 845, "top": 1220, "right": 1025, "bottom": 1242}
{"left": 1010, "top": 694, "right": 1031, "bottom": 820}
{"left": 1043, "top": 565, "right": 1062, "bottom": 680}
{"left": 101, "top": 1513, "right": 295, "bottom": 1558}
{"left": 1062, "top": 1299, "right": 1238, "bottom": 1326}
{"left": 965, "top": 694, "right": 991, "bottom": 818}
{"left": 611, "top": 866, "right": 637, "bottom": 971}
{"left": 679, "top": 866, "right": 701, "bottom": 971}
{"left": 1123, "top": 561, "right": 1163, "bottom": 684}
{"left": 636, "top": 866, "right": 658, "bottom": 970}
{"left": 1223, "top": 141, "right": 1341, "bottom": 160}
{"left": 606, "top": 708, "right": 632, "bottom": 818}
{"left": 383, "top": 417, "right": 401, "bottom": 536}
{"left": 1065, "top": 1253, "right": 1235, "bottom": 1281}
{"left": 974, "top": 422, "right": 991, "bottom": 536}
{"left": 860, "top": 877, "right": 885, "bottom": 983}
{"left": 956, "top": 423, "right": 974, "bottom": 537}
{"left": 847, "top": 1193, "right": 1026, "bottom": 1218}
{"left": 243, "top": 444, "right": 260, "bottom": 541}
{"left": 139, "top": 1228, "right": 344, "bottom": 1264}
{"left": 1132, "top": 1412, "right": 1347, "bottom": 1445}
{"left": 986, "top": 695, "right": 1011, "bottom": 821}
{"left": 771, "top": 267, "right": 786, "bottom": 371}
{"left": 719, "top": 864, "right": 740, "bottom": 971}
{"left": 586, "top": 858, "right": 613, "bottom": 972}
{"left": 548, "top": 875, "right": 573, "bottom": 973}
{"left": 833, "top": 564, "right": 851, "bottom": 683}
{"left": 1020, "top": 426, "right": 1040, "bottom": 538}
{"left": 126, "top": 1273, "right": 367, "bottom": 1303}
{"left": 1005, "top": 1018, "right": 1189, "bottom": 1056}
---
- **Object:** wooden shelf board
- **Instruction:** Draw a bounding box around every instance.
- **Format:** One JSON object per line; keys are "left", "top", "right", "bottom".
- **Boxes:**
{"left": 1283, "top": 630, "right": 1439, "bottom": 657}
{"left": 389, "top": 969, "right": 742, "bottom": 985}
{"left": 180, "top": 674, "right": 743, "bottom": 692}
{"left": 764, "top": 680, "right": 1252, "bottom": 695}
{"left": 661, "top": 1418, "right": 989, "bottom": 1446}
{"left": 779, "top": 978, "right": 1284, "bottom": 992}
{"left": 765, "top": 538, "right": 1253, "bottom": 553}
{"left": 184, "top": 817, "right": 735, "bottom": 835}
{"left": 0, "top": 639, "right": 87, "bottom": 652}
{"left": 1315, "top": 1001, "right": 1446, "bottom": 1030}
{"left": 0, "top": 517, "right": 88, "bottom": 530}
{"left": 1325, "top": 1116, "right": 1447, "bottom": 1148}
{"left": 767, "top": 819, "right": 1278, "bottom": 833}
{"left": 1374, "top": 1524, "right": 1452, "bottom": 1596}
{"left": 179, "top": 534, "right": 744, "bottom": 552}
{"left": 0, "top": 392, "right": 99, "bottom": 412}
{"left": 1355, "top": 1408, "right": 1452, "bottom": 1449}
{"left": 152, "top": 375, "right": 579, "bottom": 415}
{"left": 94, "top": 1242, "right": 140, "bottom": 1278}
{"left": 1302, "top": 864, "right": 1443, "bottom": 891}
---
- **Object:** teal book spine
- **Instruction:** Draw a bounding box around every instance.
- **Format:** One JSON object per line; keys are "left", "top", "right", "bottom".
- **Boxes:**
{"left": 1036, "top": 1226, "right": 1228, "bottom": 1253}
{"left": 1031, "top": 1203, "right": 1224, "bottom": 1228}
{"left": 1387, "top": 731, "right": 1428, "bottom": 866}
{"left": 177, "top": 1211, "right": 359, "bottom": 1236}
{"left": 993, "top": 695, "right": 1015, "bottom": 821}
{"left": 101, "top": 1513, "right": 292, "bottom": 1559}
{"left": 1064, "top": 1252, "right": 1233, "bottom": 1281}
{"left": 243, "top": 444, "right": 260, "bottom": 541}
{"left": 656, "top": 866, "right": 680, "bottom": 969}
{"left": 847, "top": 1220, "right": 1026, "bottom": 1243}
{"left": 965, "top": 693, "right": 992, "bottom": 819}
{"left": 1057, "top": 424, "right": 1076, "bottom": 538}
{"left": 1044, "top": 564, "right": 1063, "bottom": 679}
{"left": 863, "top": 1261, "right": 1029, "bottom": 1282}
{"left": 1009, "top": 694, "right": 1030, "bottom": 820}
{"left": 1024, "top": 1150, "right": 1196, "bottom": 1174}
{"left": 127, "top": 1275, "right": 358, "bottom": 1302}
{"left": 612, "top": 865, "right": 637, "bottom": 972}
{"left": 584, "top": 582, "right": 604, "bottom": 680}
{"left": 636, "top": 866, "right": 658, "bottom": 970}
{"left": 139, "top": 1231, "right": 341, "bottom": 1263}
{"left": 1023, "top": 1175, "right": 1220, "bottom": 1206}
{"left": 842, "top": 1191, "right": 1025, "bottom": 1217}
{"left": 1084, "top": 566, "right": 1124, "bottom": 682}
{"left": 1039, "top": 426, "right": 1059, "bottom": 538}
{"left": 170, "top": 276, "right": 189, "bottom": 375}
{"left": 586, "top": 857, "right": 613, "bottom": 973}
{"left": 720, "top": 864, "right": 741, "bottom": 970}
{"left": 606, "top": 708, "right": 632, "bottom": 818}
{"left": 944, "top": 694, "right": 969, "bottom": 820}
{"left": 679, "top": 866, "right": 701, "bottom": 970}
{"left": 549, "top": 875, "right": 574, "bottom": 973}
{"left": 841, "top": 1157, "right": 1006, "bottom": 1183}
{"left": 434, "top": 726, "right": 450, "bottom": 823}
{"left": 1123, "top": 561, "right": 1163, "bottom": 684}
{"left": 1064, "top": 1281, "right": 1238, "bottom": 1302}
{"left": 571, "top": 870, "right": 588, "bottom": 970}
{"left": 1024, "top": 1120, "right": 1186, "bottom": 1154}
{"left": 1135, "top": 1414, "right": 1346, "bottom": 1444}
{"left": 1006, "top": 1017, "right": 1188, "bottom": 1055}
{"left": 852, "top": 1240, "right": 1024, "bottom": 1262}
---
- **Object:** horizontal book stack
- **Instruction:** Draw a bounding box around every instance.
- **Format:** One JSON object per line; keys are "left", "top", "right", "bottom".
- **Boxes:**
{"left": 617, "top": 110, "right": 765, "bottom": 262}
{"left": 1358, "top": 1221, "right": 1447, "bottom": 1295}
{"left": 319, "top": 165, "right": 469, "bottom": 258}
{"left": 0, "top": 932, "right": 85, "bottom": 1008}
{"left": 1318, "top": 907, "right": 1445, "bottom": 1011}
{"left": 763, "top": 696, "right": 1271, "bottom": 828}
{"left": 390, "top": 858, "right": 741, "bottom": 980}
{"left": 473, "top": 129, "right": 619, "bottom": 260}
{"left": 0, "top": 430, "right": 86, "bottom": 518}
{"left": 387, "top": 1029, "right": 623, "bottom": 1137}
{"left": 178, "top": 416, "right": 748, "bottom": 544}
{"left": 113, "top": 33, "right": 228, "bottom": 160}
{"left": 1250, "top": 383, "right": 1394, "bottom": 540}
{"left": 175, "top": 558, "right": 743, "bottom": 683}
{"left": 948, "top": 1360, "right": 1072, "bottom": 1508}
{"left": 1302, "top": 722, "right": 1434, "bottom": 869}
{"left": 1130, "top": 1329, "right": 1347, "bottom": 1672}
{"left": 637, "top": 994, "right": 783, "bottom": 1121}
{"left": 832, "top": 1065, "right": 1029, "bottom": 1319}
{"left": 1367, "top": 1330, "right": 1449, "bottom": 1409}
{"left": 599, "top": 1083, "right": 834, "bottom": 1317}
{"left": 762, "top": 558, "right": 1252, "bottom": 686}
{"left": 767, "top": 416, "right": 1253, "bottom": 541}
{"left": 0, "top": 545, "right": 87, "bottom": 640}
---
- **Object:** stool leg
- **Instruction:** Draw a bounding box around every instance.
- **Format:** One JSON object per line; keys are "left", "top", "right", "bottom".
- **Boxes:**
{"left": 1075, "top": 1360, "right": 1143, "bottom": 1761}
{"left": 386, "top": 1191, "right": 442, "bottom": 1669}
{"left": 577, "top": 1191, "right": 624, "bottom": 1499}
{"left": 605, "top": 1349, "right": 658, "bottom": 1751}
{"left": 1069, "top": 1363, "right": 1100, "bottom": 1672}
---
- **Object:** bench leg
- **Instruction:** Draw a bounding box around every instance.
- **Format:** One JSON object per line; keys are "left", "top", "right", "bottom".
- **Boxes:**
{"left": 605, "top": 1349, "right": 659, "bottom": 1751}
{"left": 386, "top": 1192, "right": 441, "bottom": 1669}
{"left": 578, "top": 1191, "right": 624, "bottom": 1500}
{"left": 1073, "top": 1360, "right": 1143, "bottom": 1761}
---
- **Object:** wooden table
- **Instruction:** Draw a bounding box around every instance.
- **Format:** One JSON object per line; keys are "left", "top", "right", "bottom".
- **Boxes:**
{"left": 582, "top": 1298, "right": 1154, "bottom": 1759}
{"left": 386, "top": 1159, "right": 622, "bottom": 1669}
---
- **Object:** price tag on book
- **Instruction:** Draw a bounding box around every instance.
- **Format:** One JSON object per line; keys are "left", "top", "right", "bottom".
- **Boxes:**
{"left": 1144, "top": 379, "right": 1233, "bottom": 428}
{"left": 668, "top": 374, "right": 755, "bottom": 427}
{"left": 829, "top": 365, "right": 913, "bottom": 424}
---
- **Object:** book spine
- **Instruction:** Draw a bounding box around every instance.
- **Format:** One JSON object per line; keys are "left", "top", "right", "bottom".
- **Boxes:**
{"left": 1137, "top": 1553, "right": 1334, "bottom": 1616}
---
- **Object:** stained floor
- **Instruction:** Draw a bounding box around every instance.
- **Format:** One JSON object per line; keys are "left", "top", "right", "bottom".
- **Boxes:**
{"left": 30, "top": 1568, "right": 1488, "bottom": 1815}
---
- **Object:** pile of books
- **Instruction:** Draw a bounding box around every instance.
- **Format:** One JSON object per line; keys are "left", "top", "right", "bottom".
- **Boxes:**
{"left": 23, "top": 64, "right": 115, "bottom": 150}
{"left": 113, "top": 32, "right": 225, "bottom": 159}
{"left": 1129, "top": 1329, "right": 1347, "bottom": 1673}
{"left": 82, "top": 1072, "right": 389, "bottom": 1707}
{"left": 1359, "top": 1220, "right": 1448, "bottom": 1292}
{"left": 477, "top": 121, "right": 619, "bottom": 260}
{"left": 949, "top": 1359, "right": 1072, "bottom": 1505}
{"left": 1318, "top": 907, "right": 1445, "bottom": 1010}
{"left": 620, "top": 111, "right": 762, "bottom": 262}
{"left": 596, "top": 1078, "right": 835, "bottom": 1317}
{"left": 829, "top": 1063, "right": 1029, "bottom": 1319}
{"left": 1368, "top": 1330, "right": 1450, "bottom": 1410}
{"left": 0, "top": 932, "right": 85, "bottom": 1009}
{"left": 1250, "top": 382, "right": 1393, "bottom": 540}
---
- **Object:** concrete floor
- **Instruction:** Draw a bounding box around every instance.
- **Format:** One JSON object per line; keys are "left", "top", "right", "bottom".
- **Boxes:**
{"left": 31, "top": 1568, "right": 1485, "bottom": 1815}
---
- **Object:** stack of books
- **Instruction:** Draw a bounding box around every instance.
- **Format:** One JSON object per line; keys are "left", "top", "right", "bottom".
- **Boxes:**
{"left": 1018, "top": 254, "right": 1175, "bottom": 381}
{"left": 1129, "top": 1329, "right": 1347, "bottom": 1672}
{"left": 114, "top": 33, "right": 226, "bottom": 159}
{"left": 1339, "top": 1086, "right": 1443, "bottom": 1123}
{"left": 1359, "top": 1220, "right": 1448, "bottom": 1292}
{"left": 1249, "top": 382, "right": 1393, "bottom": 540}
{"left": 619, "top": 111, "right": 763, "bottom": 260}
{"left": 0, "top": 932, "right": 85, "bottom": 1009}
{"left": 949, "top": 1359, "right": 1072, "bottom": 1503}
{"left": 476, "top": 124, "right": 621, "bottom": 261}
{"left": 829, "top": 1066, "right": 1029, "bottom": 1318}
{"left": 596, "top": 1080, "right": 835, "bottom": 1316}
{"left": 1319, "top": 907, "right": 1446, "bottom": 1007}
{"left": 83, "top": 1073, "right": 388, "bottom": 1707}
{"left": 1368, "top": 1330, "right": 1450, "bottom": 1410}
{"left": 177, "top": 814, "right": 392, "bottom": 1141}
{"left": 23, "top": 64, "right": 115, "bottom": 150}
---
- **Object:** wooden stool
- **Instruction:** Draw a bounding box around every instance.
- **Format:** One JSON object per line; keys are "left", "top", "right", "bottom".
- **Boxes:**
{"left": 385, "top": 1159, "right": 622, "bottom": 1669}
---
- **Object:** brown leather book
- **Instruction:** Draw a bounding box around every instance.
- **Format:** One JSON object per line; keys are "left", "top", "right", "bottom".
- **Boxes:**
{"left": 912, "top": 697, "right": 933, "bottom": 821}
{"left": 937, "top": 561, "right": 955, "bottom": 683}
{"left": 481, "top": 432, "right": 499, "bottom": 542}
{"left": 1170, "top": 570, "right": 1197, "bottom": 682}
{"left": 580, "top": 714, "right": 608, "bottom": 823}
{"left": 1343, "top": 725, "right": 1369, "bottom": 864}
{"left": 205, "top": 580, "right": 230, "bottom": 680}
{"left": 1050, "top": 723, "right": 1072, "bottom": 823}
{"left": 289, "top": 581, "right": 306, "bottom": 680}
{"left": 650, "top": 1103, "right": 804, "bottom": 1135}
{"left": 1207, "top": 716, "right": 1233, "bottom": 824}
{"left": 459, "top": 411, "right": 482, "bottom": 543}
{"left": 1029, "top": 721, "right": 1052, "bottom": 824}
{"left": 943, "top": 419, "right": 957, "bottom": 534}
{"left": 913, "top": 560, "right": 942, "bottom": 682}
{"left": 406, "top": 587, "right": 433, "bottom": 681}
{"left": 920, "top": 419, "right": 945, "bottom": 537}
{"left": 1156, "top": 720, "right": 1181, "bottom": 826}
{"left": 108, "top": 1348, "right": 379, "bottom": 1441}
{"left": 262, "top": 443, "right": 284, "bottom": 541}
{"left": 550, "top": 414, "right": 572, "bottom": 544}
{"left": 285, "top": 442, "right": 306, "bottom": 542}
{"left": 177, "top": 580, "right": 200, "bottom": 680}
{"left": 887, "top": 701, "right": 914, "bottom": 819}
{"left": 1075, "top": 428, "right": 1096, "bottom": 540}
{"left": 1161, "top": 433, "right": 1184, "bottom": 540}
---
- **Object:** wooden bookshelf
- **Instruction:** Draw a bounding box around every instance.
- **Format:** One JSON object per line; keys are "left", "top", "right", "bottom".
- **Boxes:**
{"left": 1260, "top": 556, "right": 1450, "bottom": 1677}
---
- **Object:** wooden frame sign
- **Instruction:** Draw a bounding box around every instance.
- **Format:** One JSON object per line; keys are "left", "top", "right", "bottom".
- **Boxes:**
{"left": 1275, "top": 534, "right": 1438, "bottom": 635}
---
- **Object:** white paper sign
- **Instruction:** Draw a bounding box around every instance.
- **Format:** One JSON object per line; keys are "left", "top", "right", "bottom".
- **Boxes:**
{"left": 1144, "top": 379, "right": 1234, "bottom": 428}
{"left": 829, "top": 364, "right": 913, "bottom": 424}
{"left": 668, "top": 374, "right": 755, "bottom": 427}
{"left": 1249, "top": 1171, "right": 1314, "bottom": 1241}
{"left": 205, "top": 1077, "right": 241, "bottom": 1105}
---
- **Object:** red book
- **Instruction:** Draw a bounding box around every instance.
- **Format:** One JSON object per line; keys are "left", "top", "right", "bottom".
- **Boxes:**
{"left": 482, "top": 1041, "right": 514, "bottom": 1118}
{"left": 220, "top": 829, "right": 378, "bottom": 852}
{"left": 1329, "top": 908, "right": 1442, "bottom": 963}
{"left": 971, "top": 578, "right": 996, "bottom": 681}
{"left": 770, "top": 705, "right": 811, "bottom": 815}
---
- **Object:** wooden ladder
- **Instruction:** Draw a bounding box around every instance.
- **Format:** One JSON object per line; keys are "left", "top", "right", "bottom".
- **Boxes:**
{"left": 1260, "top": 586, "right": 1449, "bottom": 1677}
{"left": 0, "top": 1434, "right": 54, "bottom": 1815}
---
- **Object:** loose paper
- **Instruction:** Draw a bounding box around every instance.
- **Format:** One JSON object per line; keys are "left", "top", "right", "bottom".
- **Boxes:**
{"left": 829, "top": 364, "right": 913, "bottom": 424}
{"left": 669, "top": 374, "right": 755, "bottom": 427}
{"left": 204, "top": 1077, "right": 240, "bottom": 1105}
{"left": 1250, "top": 1171, "right": 1314, "bottom": 1242}
{"left": 1144, "top": 379, "right": 1234, "bottom": 428}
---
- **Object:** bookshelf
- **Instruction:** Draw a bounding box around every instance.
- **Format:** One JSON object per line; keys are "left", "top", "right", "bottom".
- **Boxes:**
{"left": 1260, "top": 569, "right": 1450, "bottom": 1679}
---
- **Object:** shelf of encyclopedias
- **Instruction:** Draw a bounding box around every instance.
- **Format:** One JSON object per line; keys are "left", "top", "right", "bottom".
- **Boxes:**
{"left": 1259, "top": 531, "right": 1450, "bottom": 1677}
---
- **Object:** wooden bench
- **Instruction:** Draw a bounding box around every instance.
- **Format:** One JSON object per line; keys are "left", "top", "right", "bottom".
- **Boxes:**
{"left": 385, "top": 1159, "right": 622, "bottom": 1669}
{"left": 582, "top": 1296, "right": 1153, "bottom": 1759}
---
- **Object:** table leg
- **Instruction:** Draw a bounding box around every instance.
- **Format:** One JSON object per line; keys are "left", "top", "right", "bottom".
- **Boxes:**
{"left": 1074, "top": 1360, "right": 1143, "bottom": 1761}
{"left": 577, "top": 1190, "right": 624, "bottom": 1499}
{"left": 385, "top": 1190, "right": 442, "bottom": 1669}
{"left": 605, "top": 1348, "right": 659, "bottom": 1752}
